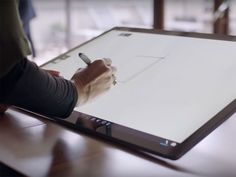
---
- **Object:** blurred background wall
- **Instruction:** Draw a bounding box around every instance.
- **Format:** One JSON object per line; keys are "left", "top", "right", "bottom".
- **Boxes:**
{"left": 27, "top": 0, "right": 236, "bottom": 64}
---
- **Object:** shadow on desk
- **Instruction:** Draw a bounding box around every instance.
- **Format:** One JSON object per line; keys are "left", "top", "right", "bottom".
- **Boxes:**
{"left": 0, "top": 109, "right": 111, "bottom": 176}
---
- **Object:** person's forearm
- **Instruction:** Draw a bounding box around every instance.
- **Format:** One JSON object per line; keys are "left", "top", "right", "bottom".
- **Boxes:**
{"left": 0, "top": 59, "right": 78, "bottom": 118}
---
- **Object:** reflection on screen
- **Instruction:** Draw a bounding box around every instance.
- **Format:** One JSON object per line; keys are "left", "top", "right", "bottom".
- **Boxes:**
{"left": 44, "top": 30, "right": 236, "bottom": 143}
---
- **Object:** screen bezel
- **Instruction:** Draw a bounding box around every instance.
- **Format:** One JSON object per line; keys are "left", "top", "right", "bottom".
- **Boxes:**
{"left": 41, "top": 27, "right": 236, "bottom": 160}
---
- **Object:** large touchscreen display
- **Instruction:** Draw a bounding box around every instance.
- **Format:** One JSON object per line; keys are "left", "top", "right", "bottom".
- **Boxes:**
{"left": 43, "top": 30, "right": 236, "bottom": 143}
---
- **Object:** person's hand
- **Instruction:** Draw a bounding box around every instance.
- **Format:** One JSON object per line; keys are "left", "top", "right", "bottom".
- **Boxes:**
{"left": 71, "top": 58, "right": 116, "bottom": 106}
{"left": 44, "top": 69, "right": 60, "bottom": 77}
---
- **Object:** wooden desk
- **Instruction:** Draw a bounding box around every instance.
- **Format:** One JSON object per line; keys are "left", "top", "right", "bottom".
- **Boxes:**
{"left": 0, "top": 108, "right": 236, "bottom": 177}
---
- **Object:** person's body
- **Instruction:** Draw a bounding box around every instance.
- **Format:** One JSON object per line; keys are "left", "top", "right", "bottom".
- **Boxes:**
{"left": 0, "top": 0, "right": 116, "bottom": 118}
{"left": 18, "top": 0, "right": 36, "bottom": 57}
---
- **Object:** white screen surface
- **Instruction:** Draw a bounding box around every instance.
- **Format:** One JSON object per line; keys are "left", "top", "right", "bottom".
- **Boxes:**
{"left": 43, "top": 30, "right": 236, "bottom": 143}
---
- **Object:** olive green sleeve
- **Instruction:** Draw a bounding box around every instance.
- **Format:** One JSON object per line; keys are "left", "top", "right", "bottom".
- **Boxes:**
{"left": 0, "top": 0, "right": 31, "bottom": 78}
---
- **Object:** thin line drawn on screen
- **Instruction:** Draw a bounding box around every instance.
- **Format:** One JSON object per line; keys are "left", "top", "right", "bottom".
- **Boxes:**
{"left": 116, "top": 55, "right": 167, "bottom": 84}
{"left": 115, "top": 40, "right": 177, "bottom": 84}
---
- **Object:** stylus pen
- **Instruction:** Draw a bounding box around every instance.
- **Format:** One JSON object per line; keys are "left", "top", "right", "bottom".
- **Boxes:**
{"left": 78, "top": 52, "right": 117, "bottom": 85}
{"left": 78, "top": 53, "right": 92, "bottom": 65}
